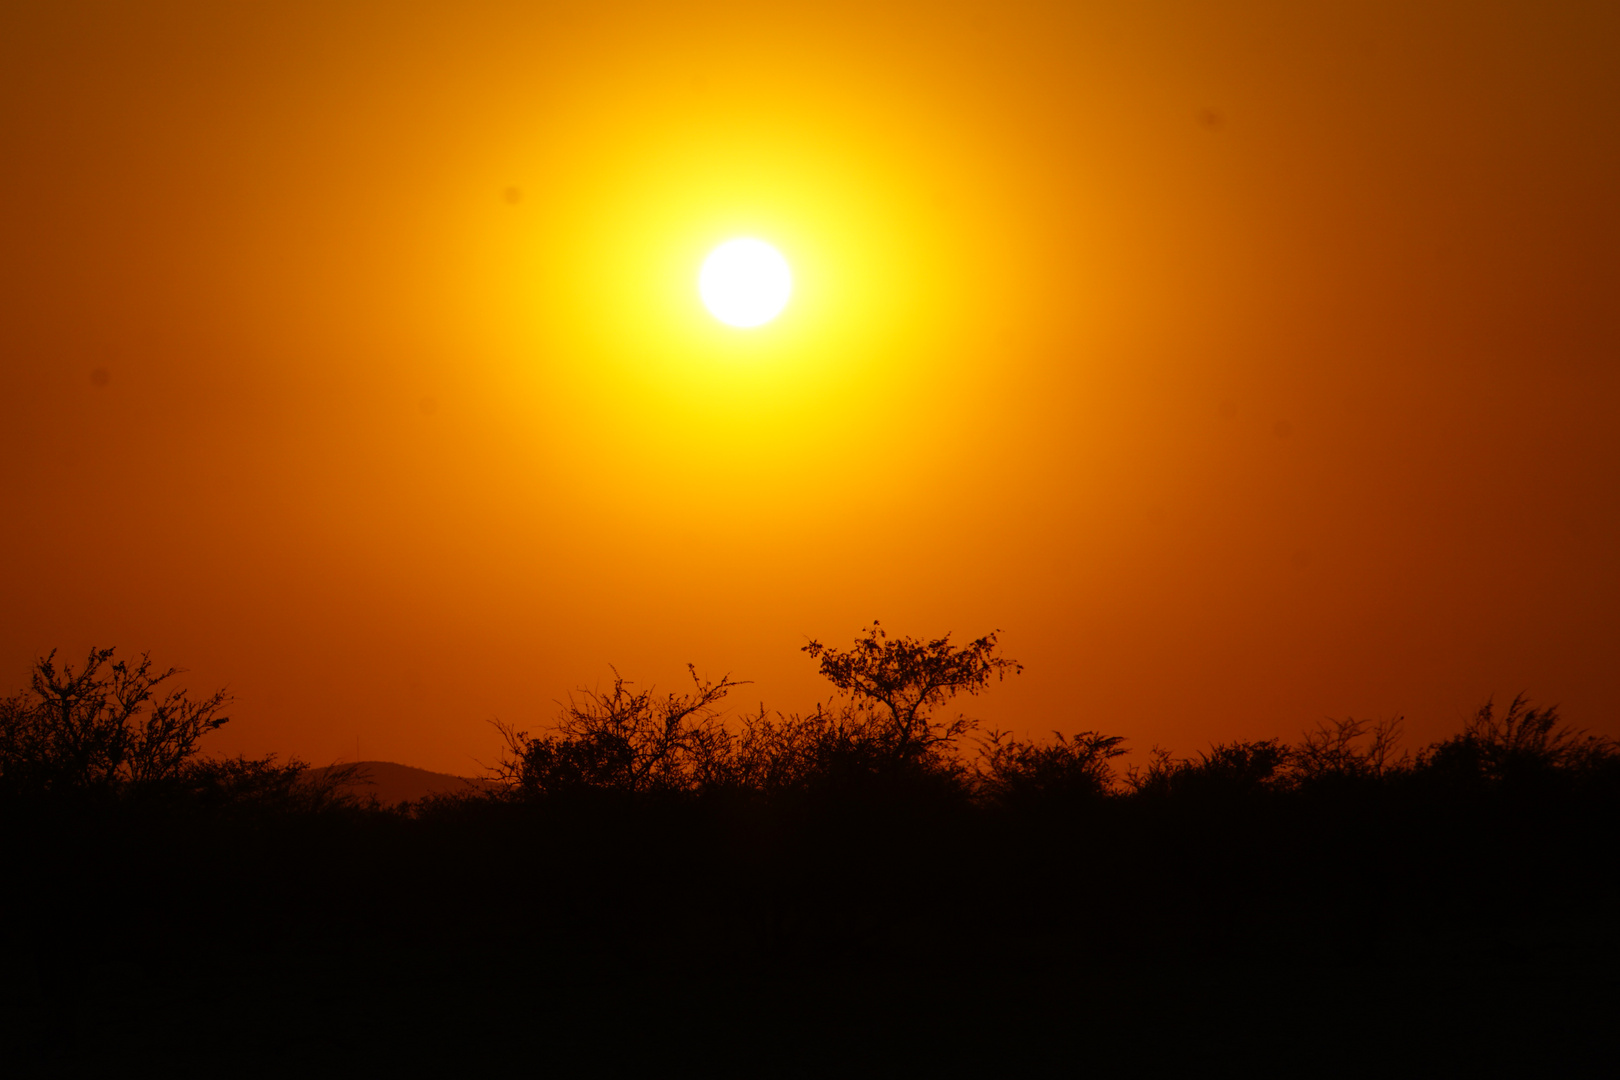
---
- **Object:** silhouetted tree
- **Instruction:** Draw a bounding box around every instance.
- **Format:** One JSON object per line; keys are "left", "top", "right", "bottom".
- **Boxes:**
{"left": 801, "top": 621, "right": 1021, "bottom": 767}
{"left": 0, "top": 647, "right": 230, "bottom": 794}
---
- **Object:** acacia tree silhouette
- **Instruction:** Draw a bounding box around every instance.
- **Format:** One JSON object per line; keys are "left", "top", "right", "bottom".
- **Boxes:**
{"left": 0, "top": 647, "right": 230, "bottom": 793}
{"left": 802, "top": 621, "right": 1021, "bottom": 765}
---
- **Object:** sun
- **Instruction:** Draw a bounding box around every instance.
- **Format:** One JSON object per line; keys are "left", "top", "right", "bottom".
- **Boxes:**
{"left": 699, "top": 238, "right": 792, "bottom": 328}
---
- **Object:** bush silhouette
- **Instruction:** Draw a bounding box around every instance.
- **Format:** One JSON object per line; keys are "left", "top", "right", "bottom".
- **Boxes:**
{"left": 1291, "top": 715, "right": 1405, "bottom": 789}
{"left": 725, "top": 700, "right": 903, "bottom": 794}
{"left": 975, "top": 728, "right": 1125, "bottom": 811}
{"left": 1416, "top": 695, "right": 1613, "bottom": 788}
{"left": 1124, "top": 739, "right": 1292, "bottom": 802}
{"left": 493, "top": 666, "right": 744, "bottom": 797}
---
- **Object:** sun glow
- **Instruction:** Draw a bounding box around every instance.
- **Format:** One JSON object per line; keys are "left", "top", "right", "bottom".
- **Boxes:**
{"left": 699, "top": 238, "right": 792, "bottom": 327}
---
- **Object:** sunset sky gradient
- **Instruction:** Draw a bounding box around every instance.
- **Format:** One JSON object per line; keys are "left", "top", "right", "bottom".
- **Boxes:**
{"left": 4, "top": 0, "right": 1616, "bottom": 773}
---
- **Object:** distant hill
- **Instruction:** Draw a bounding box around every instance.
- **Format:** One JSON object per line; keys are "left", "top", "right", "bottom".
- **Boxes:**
{"left": 306, "top": 761, "right": 500, "bottom": 806}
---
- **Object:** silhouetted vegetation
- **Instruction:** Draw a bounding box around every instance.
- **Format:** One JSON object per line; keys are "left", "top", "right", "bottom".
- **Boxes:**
{"left": 492, "top": 666, "right": 745, "bottom": 796}
{"left": 0, "top": 647, "right": 230, "bottom": 794}
{"left": 0, "top": 646, "right": 356, "bottom": 813}
{"left": 5, "top": 633, "right": 1618, "bottom": 1066}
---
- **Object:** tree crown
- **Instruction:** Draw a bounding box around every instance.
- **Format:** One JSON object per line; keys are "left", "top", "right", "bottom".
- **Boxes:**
{"left": 0, "top": 646, "right": 230, "bottom": 792}
{"left": 802, "top": 621, "right": 1021, "bottom": 759}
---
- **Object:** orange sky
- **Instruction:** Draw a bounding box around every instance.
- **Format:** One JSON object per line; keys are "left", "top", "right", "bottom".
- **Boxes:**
{"left": 4, "top": 0, "right": 1617, "bottom": 774}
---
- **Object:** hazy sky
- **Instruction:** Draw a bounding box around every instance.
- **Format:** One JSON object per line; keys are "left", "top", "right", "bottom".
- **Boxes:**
{"left": 4, "top": 0, "right": 1617, "bottom": 773}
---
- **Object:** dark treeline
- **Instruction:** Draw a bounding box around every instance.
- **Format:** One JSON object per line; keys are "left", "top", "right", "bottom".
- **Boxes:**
{"left": 3, "top": 627, "right": 1618, "bottom": 1066}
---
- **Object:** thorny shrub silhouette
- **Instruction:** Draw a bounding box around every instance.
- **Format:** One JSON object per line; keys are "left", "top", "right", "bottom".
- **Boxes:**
{"left": 1117, "top": 699, "right": 1618, "bottom": 800}
{"left": 976, "top": 729, "right": 1126, "bottom": 811}
{"left": 1292, "top": 715, "right": 1405, "bottom": 787}
{"left": 492, "top": 666, "right": 746, "bottom": 796}
{"left": 1124, "top": 738, "right": 1294, "bottom": 801}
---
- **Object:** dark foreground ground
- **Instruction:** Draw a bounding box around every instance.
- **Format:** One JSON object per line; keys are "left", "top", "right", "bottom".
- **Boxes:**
{"left": 5, "top": 779, "right": 1617, "bottom": 1072}
{"left": 6, "top": 948, "right": 1615, "bottom": 1072}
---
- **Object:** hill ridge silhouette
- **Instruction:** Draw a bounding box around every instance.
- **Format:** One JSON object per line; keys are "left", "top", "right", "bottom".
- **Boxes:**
{"left": 306, "top": 760, "right": 498, "bottom": 805}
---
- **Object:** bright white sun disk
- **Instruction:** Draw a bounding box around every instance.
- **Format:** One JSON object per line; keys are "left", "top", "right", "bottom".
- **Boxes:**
{"left": 699, "top": 238, "right": 792, "bottom": 327}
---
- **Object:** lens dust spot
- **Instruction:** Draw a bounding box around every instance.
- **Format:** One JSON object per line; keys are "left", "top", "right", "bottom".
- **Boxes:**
{"left": 90, "top": 368, "right": 111, "bottom": 387}
{"left": 502, "top": 186, "right": 522, "bottom": 205}
{"left": 1197, "top": 107, "right": 1225, "bottom": 130}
